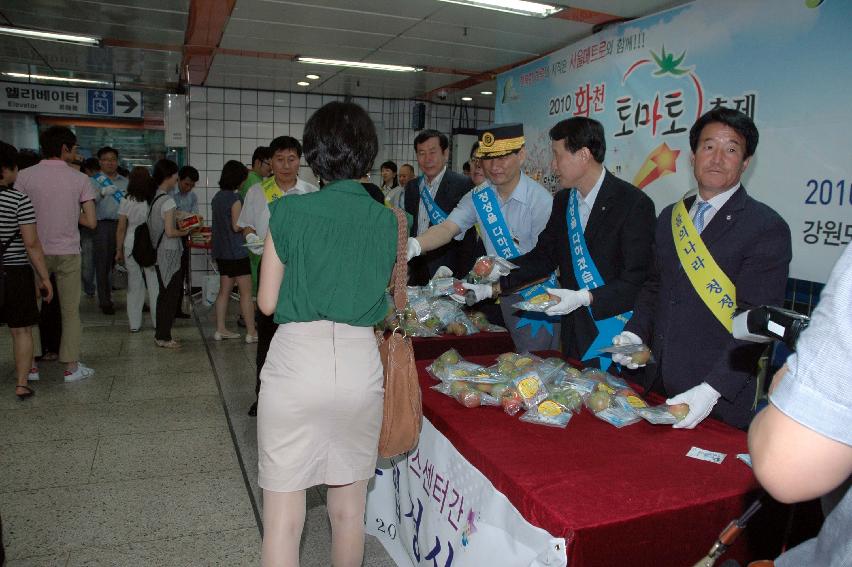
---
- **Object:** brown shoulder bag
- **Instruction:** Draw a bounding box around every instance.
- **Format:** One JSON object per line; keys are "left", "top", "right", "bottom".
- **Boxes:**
{"left": 377, "top": 208, "right": 423, "bottom": 458}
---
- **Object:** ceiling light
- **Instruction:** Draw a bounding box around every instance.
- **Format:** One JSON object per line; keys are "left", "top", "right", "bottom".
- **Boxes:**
{"left": 3, "top": 72, "right": 110, "bottom": 85}
{"left": 0, "top": 25, "right": 100, "bottom": 46}
{"left": 481, "top": 90, "right": 493, "bottom": 95}
{"left": 298, "top": 57, "right": 421, "bottom": 73}
{"left": 305, "top": 74, "right": 320, "bottom": 80}
{"left": 437, "top": 0, "right": 562, "bottom": 18}
{"left": 461, "top": 96, "right": 473, "bottom": 101}
{"left": 297, "top": 81, "right": 310, "bottom": 86}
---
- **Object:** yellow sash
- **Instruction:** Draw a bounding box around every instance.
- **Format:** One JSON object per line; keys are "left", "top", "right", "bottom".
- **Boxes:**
{"left": 261, "top": 176, "right": 284, "bottom": 203}
{"left": 671, "top": 199, "right": 737, "bottom": 333}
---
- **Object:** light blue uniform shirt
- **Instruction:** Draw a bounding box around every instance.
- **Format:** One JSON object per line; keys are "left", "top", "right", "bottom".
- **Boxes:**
{"left": 92, "top": 174, "right": 128, "bottom": 221}
{"left": 170, "top": 188, "right": 199, "bottom": 214}
{"left": 447, "top": 172, "right": 553, "bottom": 257}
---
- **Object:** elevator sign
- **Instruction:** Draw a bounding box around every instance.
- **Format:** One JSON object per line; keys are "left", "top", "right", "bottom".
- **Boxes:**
{"left": 0, "top": 82, "right": 143, "bottom": 118}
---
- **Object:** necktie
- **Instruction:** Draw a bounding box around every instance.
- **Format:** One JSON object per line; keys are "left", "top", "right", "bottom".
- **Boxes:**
{"left": 693, "top": 201, "right": 713, "bottom": 234}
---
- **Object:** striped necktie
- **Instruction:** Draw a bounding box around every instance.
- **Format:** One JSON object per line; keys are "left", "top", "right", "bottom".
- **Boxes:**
{"left": 693, "top": 201, "right": 713, "bottom": 234}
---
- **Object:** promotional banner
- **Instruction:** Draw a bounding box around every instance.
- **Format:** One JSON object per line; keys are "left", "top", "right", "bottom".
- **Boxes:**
{"left": 366, "top": 418, "right": 567, "bottom": 567}
{"left": 0, "top": 81, "right": 143, "bottom": 119}
{"left": 495, "top": 0, "right": 850, "bottom": 283}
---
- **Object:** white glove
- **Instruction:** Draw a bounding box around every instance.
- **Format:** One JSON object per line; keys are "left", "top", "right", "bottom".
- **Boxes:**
{"left": 483, "top": 263, "right": 511, "bottom": 283}
{"left": 667, "top": 382, "right": 721, "bottom": 429}
{"left": 462, "top": 282, "right": 492, "bottom": 303}
{"left": 611, "top": 331, "right": 645, "bottom": 369}
{"left": 543, "top": 288, "right": 590, "bottom": 316}
{"left": 245, "top": 233, "right": 265, "bottom": 255}
{"left": 406, "top": 237, "right": 422, "bottom": 261}
{"left": 433, "top": 265, "right": 454, "bottom": 279}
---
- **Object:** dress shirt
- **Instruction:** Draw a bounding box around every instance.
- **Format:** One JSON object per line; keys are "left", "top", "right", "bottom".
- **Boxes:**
{"left": 447, "top": 172, "right": 553, "bottom": 257}
{"left": 576, "top": 167, "right": 606, "bottom": 231}
{"left": 92, "top": 174, "right": 128, "bottom": 221}
{"left": 170, "top": 188, "right": 199, "bottom": 213}
{"left": 416, "top": 166, "right": 447, "bottom": 237}
{"left": 237, "top": 178, "right": 318, "bottom": 240}
{"left": 688, "top": 183, "right": 740, "bottom": 229}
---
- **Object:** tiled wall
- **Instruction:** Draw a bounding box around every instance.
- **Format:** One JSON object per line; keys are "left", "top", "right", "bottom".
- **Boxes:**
{"left": 186, "top": 86, "right": 494, "bottom": 278}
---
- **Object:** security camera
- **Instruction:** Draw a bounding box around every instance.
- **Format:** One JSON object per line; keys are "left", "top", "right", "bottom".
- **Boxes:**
{"left": 438, "top": 90, "right": 448, "bottom": 101}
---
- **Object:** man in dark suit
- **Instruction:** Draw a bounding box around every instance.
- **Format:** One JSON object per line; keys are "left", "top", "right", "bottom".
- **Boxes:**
{"left": 494, "top": 117, "right": 656, "bottom": 367}
{"left": 615, "top": 108, "right": 792, "bottom": 430}
{"left": 403, "top": 129, "right": 473, "bottom": 284}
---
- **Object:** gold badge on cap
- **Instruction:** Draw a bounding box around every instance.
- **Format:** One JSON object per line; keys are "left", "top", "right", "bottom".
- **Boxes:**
{"left": 481, "top": 132, "right": 495, "bottom": 147}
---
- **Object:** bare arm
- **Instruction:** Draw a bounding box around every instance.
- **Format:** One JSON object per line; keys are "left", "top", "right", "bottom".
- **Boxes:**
{"left": 115, "top": 215, "right": 128, "bottom": 262}
{"left": 21, "top": 223, "right": 53, "bottom": 302}
{"left": 79, "top": 200, "right": 97, "bottom": 229}
{"left": 749, "top": 366, "right": 852, "bottom": 503}
{"left": 231, "top": 201, "right": 243, "bottom": 233}
{"left": 163, "top": 208, "right": 190, "bottom": 238}
{"left": 257, "top": 232, "right": 284, "bottom": 315}
{"left": 415, "top": 220, "right": 461, "bottom": 254}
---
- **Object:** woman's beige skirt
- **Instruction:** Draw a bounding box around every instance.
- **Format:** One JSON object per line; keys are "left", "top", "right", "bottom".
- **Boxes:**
{"left": 257, "top": 320, "right": 384, "bottom": 492}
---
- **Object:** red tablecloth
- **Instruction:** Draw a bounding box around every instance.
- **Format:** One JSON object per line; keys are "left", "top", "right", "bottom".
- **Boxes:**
{"left": 417, "top": 353, "right": 771, "bottom": 567}
{"left": 412, "top": 330, "right": 515, "bottom": 360}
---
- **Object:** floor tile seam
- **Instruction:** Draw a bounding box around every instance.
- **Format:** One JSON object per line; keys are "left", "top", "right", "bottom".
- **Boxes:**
{"left": 194, "top": 307, "right": 264, "bottom": 536}
{"left": 0, "top": 469, "right": 248, "bottom": 496}
{"left": 1, "top": 422, "right": 231, "bottom": 448}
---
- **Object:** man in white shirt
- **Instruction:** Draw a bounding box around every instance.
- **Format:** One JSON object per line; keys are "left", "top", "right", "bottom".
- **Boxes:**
{"left": 239, "top": 136, "right": 318, "bottom": 417}
{"left": 615, "top": 108, "right": 792, "bottom": 430}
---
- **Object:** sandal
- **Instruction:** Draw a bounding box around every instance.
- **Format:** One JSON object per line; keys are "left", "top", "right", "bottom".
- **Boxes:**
{"left": 155, "top": 339, "right": 182, "bottom": 349}
{"left": 16, "top": 385, "right": 35, "bottom": 400}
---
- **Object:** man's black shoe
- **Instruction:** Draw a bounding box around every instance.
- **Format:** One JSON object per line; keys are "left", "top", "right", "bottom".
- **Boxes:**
{"left": 248, "top": 402, "right": 258, "bottom": 417}
{"left": 101, "top": 304, "right": 115, "bottom": 315}
{"left": 176, "top": 312, "right": 191, "bottom": 319}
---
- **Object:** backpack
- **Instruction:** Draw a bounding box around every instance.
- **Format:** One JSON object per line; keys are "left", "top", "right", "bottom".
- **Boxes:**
{"left": 131, "top": 193, "right": 167, "bottom": 268}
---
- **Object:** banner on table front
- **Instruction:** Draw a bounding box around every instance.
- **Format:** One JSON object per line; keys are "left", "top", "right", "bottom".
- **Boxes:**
{"left": 366, "top": 418, "right": 567, "bottom": 567}
{"left": 495, "top": 0, "right": 850, "bottom": 283}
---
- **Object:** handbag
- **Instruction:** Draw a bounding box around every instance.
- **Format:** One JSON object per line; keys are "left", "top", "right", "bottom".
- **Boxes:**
{"left": 131, "top": 193, "right": 167, "bottom": 268}
{"left": 377, "top": 208, "right": 423, "bottom": 459}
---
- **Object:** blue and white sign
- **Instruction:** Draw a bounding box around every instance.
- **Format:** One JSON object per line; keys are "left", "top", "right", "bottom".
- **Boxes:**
{"left": 87, "top": 89, "right": 113, "bottom": 115}
{"left": 0, "top": 82, "right": 142, "bottom": 119}
{"left": 495, "top": 0, "right": 851, "bottom": 283}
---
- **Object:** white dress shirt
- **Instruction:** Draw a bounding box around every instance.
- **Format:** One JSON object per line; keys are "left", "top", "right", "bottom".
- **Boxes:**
{"left": 576, "top": 167, "right": 607, "bottom": 231}
{"left": 416, "top": 166, "right": 447, "bottom": 237}
{"left": 689, "top": 183, "right": 741, "bottom": 230}
{"left": 237, "top": 178, "right": 318, "bottom": 240}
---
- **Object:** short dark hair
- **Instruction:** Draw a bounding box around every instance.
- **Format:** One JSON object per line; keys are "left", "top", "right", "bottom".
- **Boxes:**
{"left": 39, "top": 126, "right": 76, "bottom": 159}
{"left": 463, "top": 161, "right": 471, "bottom": 173}
{"left": 549, "top": 117, "right": 606, "bottom": 163}
{"left": 414, "top": 129, "right": 448, "bottom": 152}
{"left": 303, "top": 101, "right": 378, "bottom": 182}
{"left": 380, "top": 160, "right": 397, "bottom": 173}
{"left": 151, "top": 159, "right": 179, "bottom": 188}
{"left": 178, "top": 165, "right": 199, "bottom": 182}
{"left": 219, "top": 160, "right": 248, "bottom": 191}
{"left": 251, "top": 146, "right": 273, "bottom": 165}
{"left": 689, "top": 107, "right": 759, "bottom": 158}
{"left": 16, "top": 149, "right": 40, "bottom": 171}
{"left": 81, "top": 157, "right": 101, "bottom": 175}
{"left": 126, "top": 166, "right": 155, "bottom": 203}
{"left": 0, "top": 140, "right": 18, "bottom": 172}
{"left": 97, "top": 146, "right": 119, "bottom": 159}
{"left": 270, "top": 136, "right": 302, "bottom": 158}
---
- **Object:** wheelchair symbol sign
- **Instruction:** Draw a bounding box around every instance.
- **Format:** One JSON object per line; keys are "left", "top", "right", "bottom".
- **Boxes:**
{"left": 87, "top": 90, "right": 113, "bottom": 115}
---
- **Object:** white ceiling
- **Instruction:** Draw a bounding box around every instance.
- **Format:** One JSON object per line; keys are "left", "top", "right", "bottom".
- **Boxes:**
{"left": 0, "top": 0, "right": 690, "bottom": 104}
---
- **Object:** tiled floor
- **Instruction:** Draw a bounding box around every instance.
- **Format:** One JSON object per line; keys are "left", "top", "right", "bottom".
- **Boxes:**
{"left": 1, "top": 291, "right": 394, "bottom": 566}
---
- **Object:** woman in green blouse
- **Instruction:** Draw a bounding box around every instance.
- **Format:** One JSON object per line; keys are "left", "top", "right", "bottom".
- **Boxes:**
{"left": 256, "top": 101, "right": 400, "bottom": 566}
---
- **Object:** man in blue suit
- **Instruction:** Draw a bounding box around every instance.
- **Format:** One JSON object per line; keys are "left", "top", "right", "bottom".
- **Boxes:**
{"left": 614, "top": 108, "right": 792, "bottom": 430}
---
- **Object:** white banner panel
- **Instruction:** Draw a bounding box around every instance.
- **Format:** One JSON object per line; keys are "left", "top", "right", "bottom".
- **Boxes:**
{"left": 366, "top": 418, "right": 566, "bottom": 567}
{"left": 495, "top": 0, "right": 851, "bottom": 283}
{"left": 0, "top": 81, "right": 143, "bottom": 119}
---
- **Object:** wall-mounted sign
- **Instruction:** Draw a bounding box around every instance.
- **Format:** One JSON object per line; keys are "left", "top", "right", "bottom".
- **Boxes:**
{"left": 0, "top": 81, "right": 143, "bottom": 119}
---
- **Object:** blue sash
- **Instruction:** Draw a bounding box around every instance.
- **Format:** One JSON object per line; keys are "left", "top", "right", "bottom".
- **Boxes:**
{"left": 93, "top": 172, "right": 124, "bottom": 204}
{"left": 567, "top": 189, "right": 631, "bottom": 370}
{"left": 418, "top": 175, "right": 448, "bottom": 226}
{"left": 472, "top": 184, "right": 559, "bottom": 338}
